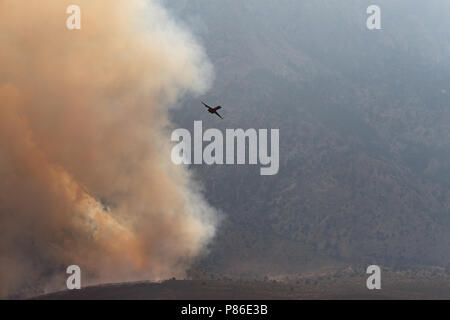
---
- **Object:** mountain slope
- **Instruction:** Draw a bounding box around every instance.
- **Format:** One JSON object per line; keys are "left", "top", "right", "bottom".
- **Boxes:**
{"left": 166, "top": 0, "right": 450, "bottom": 276}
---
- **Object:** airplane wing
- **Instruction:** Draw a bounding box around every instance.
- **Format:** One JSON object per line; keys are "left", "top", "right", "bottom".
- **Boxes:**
{"left": 201, "top": 101, "right": 211, "bottom": 109}
{"left": 212, "top": 106, "right": 222, "bottom": 111}
{"left": 215, "top": 111, "right": 223, "bottom": 119}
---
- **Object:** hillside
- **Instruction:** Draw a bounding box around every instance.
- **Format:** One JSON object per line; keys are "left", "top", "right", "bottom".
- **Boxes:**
{"left": 165, "top": 0, "right": 450, "bottom": 276}
{"left": 36, "top": 267, "right": 450, "bottom": 300}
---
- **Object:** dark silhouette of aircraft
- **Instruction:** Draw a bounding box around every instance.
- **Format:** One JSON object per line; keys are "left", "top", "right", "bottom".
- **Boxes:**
{"left": 201, "top": 101, "right": 223, "bottom": 119}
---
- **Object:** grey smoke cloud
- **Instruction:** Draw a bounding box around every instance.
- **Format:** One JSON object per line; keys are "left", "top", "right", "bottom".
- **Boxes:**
{"left": 0, "top": 0, "right": 217, "bottom": 297}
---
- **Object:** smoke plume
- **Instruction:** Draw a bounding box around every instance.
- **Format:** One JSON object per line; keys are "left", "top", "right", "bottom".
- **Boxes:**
{"left": 0, "top": 0, "right": 216, "bottom": 297}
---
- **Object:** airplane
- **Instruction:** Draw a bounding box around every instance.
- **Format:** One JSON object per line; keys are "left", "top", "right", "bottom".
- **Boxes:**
{"left": 201, "top": 101, "right": 223, "bottom": 119}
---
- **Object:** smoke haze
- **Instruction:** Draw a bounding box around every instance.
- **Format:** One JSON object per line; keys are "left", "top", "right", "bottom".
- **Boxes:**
{"left": 0, "top": 0, "right": 216, "bottom": 297}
